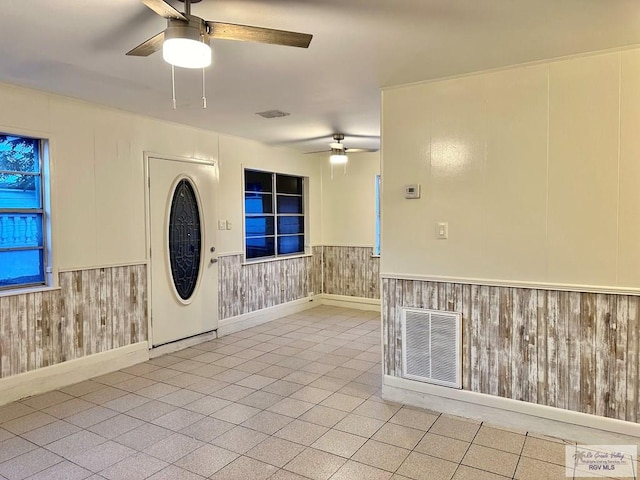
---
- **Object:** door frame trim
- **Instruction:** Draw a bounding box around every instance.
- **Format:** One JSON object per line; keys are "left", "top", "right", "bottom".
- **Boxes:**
{"left": 143, "top": 152, "right": 218, "bottom": 348}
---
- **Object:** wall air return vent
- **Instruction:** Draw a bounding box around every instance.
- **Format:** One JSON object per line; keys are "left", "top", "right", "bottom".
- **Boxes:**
{"left": 401, "top": 308, "right": 462, "bottom": 389}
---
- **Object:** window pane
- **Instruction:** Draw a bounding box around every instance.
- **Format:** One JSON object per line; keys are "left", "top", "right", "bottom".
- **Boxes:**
{"left": 0, "top": 135, "right": 40, "bottom": 173}
{"left": 0, "top": 213, "right": 43, "bottom": 248}
{"left": 277, "top": 195, "right": 303, "bottom": 214}
{"left": 0, "top": 174, "right": 41, "bottom": 208}
{"left": 245, "top": 216, "right": 275, "bottom": 237}
{"left": 277, "top": 216, "right": 304, "bottom": 235}
{"left": 245, "top": 170, "right": 273, "bottom": 193}
{"left": 0, "top": 249, "right": 44, "bottom": 287}
{"left": 276, "top": 174, "right": 302, "bottom": 195}
{"left": 277, "top": 235, "right": 304, "bottom": 255}
{"left": 245, "top": 192, "right": 273, "bottom": 214}
{"left": 246, "top": 237, "right": 275, "bottom": 259}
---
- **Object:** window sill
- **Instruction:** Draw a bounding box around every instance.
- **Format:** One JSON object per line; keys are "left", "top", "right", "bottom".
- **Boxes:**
{"left": 0, "top": 285, "right": 61, "bottom": 298}
{"left": 371, "top": 254, "right": 381, "bottom": 258}
{"left": 242, "top": 252, "right": 314, "bottom": 266}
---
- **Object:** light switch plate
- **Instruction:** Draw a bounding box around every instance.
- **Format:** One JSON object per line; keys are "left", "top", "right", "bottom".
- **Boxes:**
{"left": 218, "top": 220, "right": 226, "bottom": 230}
{"left": 226, "top": 220, "right": 232, "bottom": 230}
{"left": 437, "top": 222, "right": 448, "bottom": 239}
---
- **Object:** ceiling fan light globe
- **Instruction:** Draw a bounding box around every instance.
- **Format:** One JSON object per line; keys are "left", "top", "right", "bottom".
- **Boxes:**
{"left": 330, "top": 153, "right": 348, "bottom": 165}
{"left": 163, "top": 37, "right": 212, "bottom": 68}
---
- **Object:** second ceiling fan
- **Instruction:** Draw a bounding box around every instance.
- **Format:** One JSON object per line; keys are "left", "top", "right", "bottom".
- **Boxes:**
{"left": 127, "top": 0, "right": 313, "bottom": 69}
{"left": 306, "top": 134, "right": 379, "bottom": 177}
{"left": 308, "top": 134, "right": 379, "bottom": 161}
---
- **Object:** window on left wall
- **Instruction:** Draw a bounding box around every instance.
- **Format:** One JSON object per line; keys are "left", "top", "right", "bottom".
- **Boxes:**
{"left": 0, "top": 133, "right": 49, "bottom": 290}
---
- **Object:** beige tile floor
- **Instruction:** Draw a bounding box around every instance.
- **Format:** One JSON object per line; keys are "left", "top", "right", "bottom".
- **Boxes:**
{"left": 0, "top": 305, "right": 636, "bottom": 480}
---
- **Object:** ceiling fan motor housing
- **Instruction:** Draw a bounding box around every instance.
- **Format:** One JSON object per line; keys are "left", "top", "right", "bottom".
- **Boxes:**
{"left": 165, "top": 16, "right": 210, "bottom": 44}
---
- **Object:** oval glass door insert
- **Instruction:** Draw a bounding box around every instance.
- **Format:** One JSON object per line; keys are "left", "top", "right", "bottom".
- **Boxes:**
{"left": 168, "top": 179, "right": 202, "bottom": 300}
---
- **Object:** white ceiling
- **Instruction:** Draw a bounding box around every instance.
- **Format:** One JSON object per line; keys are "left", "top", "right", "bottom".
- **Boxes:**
{"left": 1, "top": 0, "right": 639, "bottom": 153}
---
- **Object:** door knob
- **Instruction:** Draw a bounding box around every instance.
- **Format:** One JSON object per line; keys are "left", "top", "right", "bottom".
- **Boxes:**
{"left": 210, "top": 246, "right": 216, "bottom": 252}
{"left": 210, "top": 258, "right": 218, "bottom": 264}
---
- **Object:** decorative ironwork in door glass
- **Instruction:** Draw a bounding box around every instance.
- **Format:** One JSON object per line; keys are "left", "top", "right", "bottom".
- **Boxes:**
{"left": 168, "top": 179, "right": 201, "bottom": 300}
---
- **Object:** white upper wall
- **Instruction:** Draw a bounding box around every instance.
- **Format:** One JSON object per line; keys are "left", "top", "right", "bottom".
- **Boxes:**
{"left": 318, "top": 151, "right": 380, "bottom": 247}
{"left": 381, "top": 47, "right": 640, "bottom": 290}
{"left": 0, "top": 82, "right": 320, "bottom": 271}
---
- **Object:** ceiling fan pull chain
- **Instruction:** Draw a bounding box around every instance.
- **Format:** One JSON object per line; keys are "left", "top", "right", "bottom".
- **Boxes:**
{"left": 171, "top": 64, "right": 177, "bottom": 110}
{"left": 202, "top": 67, "right": 207, "bottom": 109}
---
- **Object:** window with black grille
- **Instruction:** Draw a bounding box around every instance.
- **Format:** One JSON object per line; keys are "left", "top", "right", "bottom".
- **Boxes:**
{"left": 244, "top": 169, "right": 305, "bottom": 260}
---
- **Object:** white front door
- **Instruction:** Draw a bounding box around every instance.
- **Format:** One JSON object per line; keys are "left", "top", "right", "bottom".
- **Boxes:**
{"left": 148, "top": 156, "right": 218, "bottom": 346}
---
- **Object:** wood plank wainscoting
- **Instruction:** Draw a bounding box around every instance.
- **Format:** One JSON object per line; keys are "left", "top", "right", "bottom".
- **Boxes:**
{"left": 323, "top": 246, "right": 380, "bottom": 300}
{"left": 382, "top": 278, "right": 640, "bottom": 423}
{"left": 218, "top": 246, "right": 323, "bottom": 320}
{"left": 0, "top": 265, "right": 147, "bottom": 380}
{"left": 218, "top": 246, "right": 380, "bottom": 320}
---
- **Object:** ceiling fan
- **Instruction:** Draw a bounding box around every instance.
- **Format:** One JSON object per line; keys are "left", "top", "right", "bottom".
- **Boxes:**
{"left": 127, "top": 0, "right": 313, "bottom": 69}
{"left": 307, "top": 134, "right": 379, "bottom": 163}
{"left": 305, "top": 134, "right": 379, "bottom": 178}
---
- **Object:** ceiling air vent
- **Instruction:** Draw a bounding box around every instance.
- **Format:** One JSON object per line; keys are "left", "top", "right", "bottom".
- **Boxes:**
{"left": 401, "top": 308, "right": 462, "bottom": 389}
{"left": 255, "top": 110, "right": 290, "bottom": 119}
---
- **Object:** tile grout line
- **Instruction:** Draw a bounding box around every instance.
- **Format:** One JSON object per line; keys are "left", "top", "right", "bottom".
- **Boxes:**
{"left": 510, "top": 426, "right": 529, "bottom": 480}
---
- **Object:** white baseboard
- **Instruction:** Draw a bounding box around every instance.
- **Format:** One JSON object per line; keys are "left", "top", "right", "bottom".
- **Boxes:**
{"left": 0, "top": 342, "right": 149, "bottom": 406}
{"left": 383, "top": 375, "right": 640, "bottom": 443}
{"left": 320, "top": 294, "right": 381, "bottom": 311}
{"left": 217, "top": 295, "right": 322, "bottom": 337}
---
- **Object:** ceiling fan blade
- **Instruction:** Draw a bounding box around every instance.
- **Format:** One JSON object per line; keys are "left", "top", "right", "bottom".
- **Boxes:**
{"left": 304, "top": 150, "right": 329, "bottom": 155}
{"left": 141, "top": 0, "right": 187, "bottom": 21}
{"left": 206, "top": 22, "right": 312, "bottom": 48}
{"left": 346, "top": 148, "right": 379, "bottom": 153}
{"left": 305, "top": 147, "right": 378, "bottom": 155}
{"left": 126, "top": 31, "right": 165, "bottom": 56}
